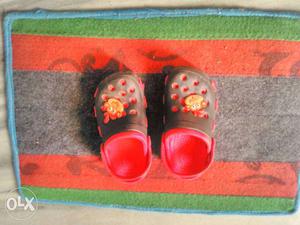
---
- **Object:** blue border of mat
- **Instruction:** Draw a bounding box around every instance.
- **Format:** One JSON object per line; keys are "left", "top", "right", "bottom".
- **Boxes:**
{"left": 3, "top": 8, "right": 300, "bottom": 215}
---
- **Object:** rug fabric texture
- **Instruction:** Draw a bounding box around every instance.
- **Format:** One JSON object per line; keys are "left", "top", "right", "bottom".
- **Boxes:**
{"left": 6, "top": 9, "right": 300, "bottom": 214}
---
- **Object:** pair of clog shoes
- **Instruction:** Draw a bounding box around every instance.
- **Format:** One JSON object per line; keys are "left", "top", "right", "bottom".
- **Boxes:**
{"left": 94, "top": 68, "right": 217, "bottom": 182}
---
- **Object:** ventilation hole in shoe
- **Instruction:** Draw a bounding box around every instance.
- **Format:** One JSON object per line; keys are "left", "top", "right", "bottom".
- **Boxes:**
{"left": 119, "top": 79, "right": 126, "bottom": 86}
{"left": 143, "top": 97, "right": 147, "bottom": 108}
{"left": 180, "top": 98, "right": 185, "bottom": 106}
{"left": 93, "top": 87, "right": 99, "bottom": 98}
{"left": 182, "top": 86, "right": 189, "bottom": 92}
{"left": 108, "top": 84, "right": 115, "bottom": 91}
{"left": 164, "top": 76, "right": 169, "bottom": 85}
{"left": 101, "top": 94, "right": 108, "bottom": 101}
{"left": 129, "top": 87, "right": 135, "bottom": 93}
{"left": 211, "top": 80, "right": 217, "bottom": 92}
{"left": 129, "top": 109, "right": 137, "bottom": 115}
{"left": 211, "top": 121, "right": 216, "bottom": 133}
{"left": 120, "top": 91, "right": 126, "bottom": 96}
{"left": 130, "top": 97, "right": 137, "bottom": 104}
{"left": 181, "top": 74, "right": 187, "bottom": 81}
{"left": 93, "top": 106, "right": 97, "bottom": 117}
{"left": 193, "top": 80, "right": 199, "bottom": 86}
{"left": 202, "top": 100, "right": 209, "bottom": 108}
{"left": 97, "top": 126, "right": 103, "bottom": 136}
{"left": 171, "top": 94, "right": 179, "bottom": 100}
{"left": 172, "top": 82, "right": 179, "bottom": 89}
{"left": 215, "top": 99, "right": 219, "bottom": 111}
{"left": 171, "top": 106, "right": 179, "bottom": 112}
{"left": 100, "top": 106, "right": 106, "bottom": 112}
{"left": 123, "top": 102, "right": 129, "bottom": 108}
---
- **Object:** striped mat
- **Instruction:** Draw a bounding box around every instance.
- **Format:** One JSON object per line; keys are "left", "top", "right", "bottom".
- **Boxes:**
{"left": 4, "top": 9, "right": 300, "bottom": 214}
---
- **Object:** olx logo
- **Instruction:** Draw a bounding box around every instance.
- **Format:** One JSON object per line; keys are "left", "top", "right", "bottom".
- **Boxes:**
{"left": 5, "top": 187, "right": 38, "bottom": 220}
{"left": 6, "top": 195, "right": 35, "bottom": 211}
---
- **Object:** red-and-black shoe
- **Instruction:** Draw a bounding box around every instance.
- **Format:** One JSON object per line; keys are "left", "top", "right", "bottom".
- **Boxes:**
{"left": 162, "top": 68, "right": 217, "bottom": 179}
{"left": 94, "top": 72, "right": 151, "bottom": 182}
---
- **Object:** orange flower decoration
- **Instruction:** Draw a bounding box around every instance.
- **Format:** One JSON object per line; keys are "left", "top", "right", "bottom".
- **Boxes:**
{"left": 182, "top": 94, "right": 208, "bottom": 118}
{"left": 101, "top": 98, "right": 126, "bottom": 124}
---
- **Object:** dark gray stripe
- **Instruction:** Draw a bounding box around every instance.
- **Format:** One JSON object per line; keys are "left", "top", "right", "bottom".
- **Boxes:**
{"left": 13, "top": 71, "right": 300, "bottom": 161}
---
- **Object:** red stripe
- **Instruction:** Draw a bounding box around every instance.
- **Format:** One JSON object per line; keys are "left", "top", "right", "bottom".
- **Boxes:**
{"left": 19, "top": 154, "right": 298, "bottom": 198}
{"left": 12, "top": 34, "right": 300, "bottom": 76}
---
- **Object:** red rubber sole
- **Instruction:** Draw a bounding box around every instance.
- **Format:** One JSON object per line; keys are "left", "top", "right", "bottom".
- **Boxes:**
{"left": 101, "top": 131, "right": 152, "bottom": 182}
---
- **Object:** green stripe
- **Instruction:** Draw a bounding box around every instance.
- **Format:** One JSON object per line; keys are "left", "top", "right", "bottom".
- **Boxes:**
{"left": 12, "top": 16, "right": 300, "bottom": 41}
{"left": 23, "top": 186, "right": 295, "bottom": 212}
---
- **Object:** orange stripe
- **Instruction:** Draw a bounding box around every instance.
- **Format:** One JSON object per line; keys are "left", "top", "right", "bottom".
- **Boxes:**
{"left": 19, "top": 154, "right": 298, "bottom": 198}
{"left": 12, "top": 34, "right": 300, "bottom": 76}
